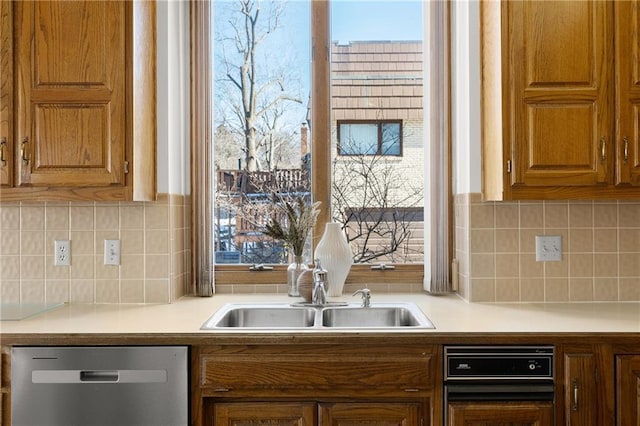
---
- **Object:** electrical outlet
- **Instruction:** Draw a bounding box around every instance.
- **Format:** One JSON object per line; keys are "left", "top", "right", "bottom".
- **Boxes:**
{"left": 535, "top": 235, "right": 562, "bottom": 262}
{"left": 104, "top": 240, "right": 121, "bottom": 265}
{"left": 54, "top": 240, "right": 71, "bottom": 266}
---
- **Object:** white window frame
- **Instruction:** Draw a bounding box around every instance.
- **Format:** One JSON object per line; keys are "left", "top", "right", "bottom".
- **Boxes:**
{"left": 190, "top": 1, "right": 451, "bottom": 292}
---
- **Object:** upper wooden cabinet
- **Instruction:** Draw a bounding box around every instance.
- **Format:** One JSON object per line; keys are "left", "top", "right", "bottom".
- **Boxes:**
{"left": 482, "top": 0, "right": 640, "bottom": 200}
{"left": 0, "top": 1, "right": 12, "bottom": 188}
{"left": 0, "top": 0, "right": 156, "bottom": 201}
{"left": 615, "top": 1, "right": 640, "bottom": 187}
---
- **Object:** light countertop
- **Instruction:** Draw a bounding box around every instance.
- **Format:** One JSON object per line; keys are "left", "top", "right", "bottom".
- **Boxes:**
{"left": 2, "top": 293, "right": 640, "bottom": 336}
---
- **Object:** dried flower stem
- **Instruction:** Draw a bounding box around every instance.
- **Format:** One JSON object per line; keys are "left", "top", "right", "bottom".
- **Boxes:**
{"left": 263, "top": 197, "right": 321, "bottom": 257}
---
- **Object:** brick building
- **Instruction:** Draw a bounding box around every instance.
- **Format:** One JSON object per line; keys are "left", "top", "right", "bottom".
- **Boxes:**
{"left": 331, "top": 40, "right": 424, "bottom": 204}
{"left": 330, "top": 41, "right": 424, "bottom": 263}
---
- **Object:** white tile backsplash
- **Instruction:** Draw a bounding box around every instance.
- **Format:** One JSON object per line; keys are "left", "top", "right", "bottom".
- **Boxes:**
{"left": 0, "top": 195, "right": 190, "bottom": 304}
{"left": 456, "top": 193, "right": 640, "bottom": 302}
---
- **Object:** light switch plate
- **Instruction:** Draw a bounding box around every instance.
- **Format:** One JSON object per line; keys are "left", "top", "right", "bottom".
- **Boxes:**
{"left": 104, "top": 240, "right": 121, "bottom": 265}
{"left": 535, "top": 235, "right": 562, "bottom": 262}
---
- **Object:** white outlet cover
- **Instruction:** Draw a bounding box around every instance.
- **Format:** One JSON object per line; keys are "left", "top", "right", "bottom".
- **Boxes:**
{"left": 535, "top": 235, "right": 562, "bottom": 262}
{"left": 54, "top": 240, "right": 71, "bottom": 266}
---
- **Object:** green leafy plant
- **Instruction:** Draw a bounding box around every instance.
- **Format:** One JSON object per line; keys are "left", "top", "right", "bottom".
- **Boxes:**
{"left": 263, "top": 197, "right": 321, "bottom": 257}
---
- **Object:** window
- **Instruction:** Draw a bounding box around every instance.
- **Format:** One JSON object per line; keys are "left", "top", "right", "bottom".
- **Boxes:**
{"left": 191, "top": 1, "right": 451, "bottom": 292}
{"left": 337, "top": 121, "right": 402, "bottom": 156}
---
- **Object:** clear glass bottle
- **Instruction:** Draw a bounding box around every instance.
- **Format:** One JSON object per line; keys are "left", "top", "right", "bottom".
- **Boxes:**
{"left": 287, "top": 255, "right": 309, "bottom": 297}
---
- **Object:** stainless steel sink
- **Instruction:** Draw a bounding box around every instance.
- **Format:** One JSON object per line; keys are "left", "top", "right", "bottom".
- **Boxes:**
{"left": 201, "top": 302, "right": 435, "bottom": 330}
{"left": 320, "top": 304, "right": 434, "bottom": 328}
{"left": 201, "top": 304, "right": 316, "bottom": 329}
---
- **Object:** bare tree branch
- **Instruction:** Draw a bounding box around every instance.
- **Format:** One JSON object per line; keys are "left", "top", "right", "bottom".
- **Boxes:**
{"left": 215, "top": 0, "right": 304, "bottom": 172}
{"left": 331, "top": 135, "right": 423, "bottom": 263}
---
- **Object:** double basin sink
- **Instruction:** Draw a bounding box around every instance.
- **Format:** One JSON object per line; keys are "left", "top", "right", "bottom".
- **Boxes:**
{"left": 200, "top": 302, "right": 435, "bottom": 330}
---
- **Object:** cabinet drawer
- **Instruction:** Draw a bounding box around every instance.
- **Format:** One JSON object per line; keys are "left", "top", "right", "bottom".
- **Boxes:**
{"left": 199, "top": 345, "right": 436, "bottom": 397}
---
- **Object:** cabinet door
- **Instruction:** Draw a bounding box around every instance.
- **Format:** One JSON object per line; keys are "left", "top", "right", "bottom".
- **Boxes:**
{"left": 508, "top": 0, "right": 613, "bottom": 188}
{"left": 0, "top": 0, "right": 11, "bottom": 187}
{"left": 14, "top": 1, "right": 126, "bottom": 188}
{"left": 212, "top": 402, "right": 316, "bottom": 426}
{"left": 447, "top": 401, "right": 554, "bottom": 426}
{"left": 320, "top": 402, "right": 422, "bottom": 426}
{"left": 564, "top": 352, "right": 598, "bottom": 426}
{"left": 616, "top": 354, "right": 640, "bottom": 425}
{"left": 615, "top": 1, "right": 640, "bottom": 186}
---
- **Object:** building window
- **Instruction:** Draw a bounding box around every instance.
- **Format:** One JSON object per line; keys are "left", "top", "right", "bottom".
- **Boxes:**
{"left": 191, "top": 1, "right": 451, "bottom": 291}
{"left": 337, "top": 121, "right": 402, "bottom": 156}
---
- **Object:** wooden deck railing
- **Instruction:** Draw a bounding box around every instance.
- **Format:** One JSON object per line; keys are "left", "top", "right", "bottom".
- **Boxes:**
{"left": 217, "top": 169, "right": 310, "bottom": 195}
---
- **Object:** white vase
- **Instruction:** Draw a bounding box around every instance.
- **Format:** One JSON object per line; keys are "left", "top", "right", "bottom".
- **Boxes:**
{"left": 315, "top": 222, "right": 353, "bottom": 296}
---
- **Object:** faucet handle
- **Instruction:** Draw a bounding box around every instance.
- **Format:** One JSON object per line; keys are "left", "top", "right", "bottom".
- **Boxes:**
{"left": 313, "top": 260, "right": 326, "bottom": 281}
{"left": 314, "top": 269, "right": 327, "bottom": 284}
{"left": 352, "top": 288, "right": 371, "bottom": 307}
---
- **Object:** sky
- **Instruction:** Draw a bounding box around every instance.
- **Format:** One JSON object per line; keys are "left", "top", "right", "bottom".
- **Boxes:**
{"left": 214, "top": 0, "right": 424, "bottom": 48}
{"left": 213, "top": 0, "right": 424, "bottom": 130}
{"left": 331, "top": 0, "right": 424, "bottom": 44}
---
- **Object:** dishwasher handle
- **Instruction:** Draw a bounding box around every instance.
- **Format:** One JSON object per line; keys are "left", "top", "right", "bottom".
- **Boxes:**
{"left": 32, "top": 369, "right": 167, "bottom": 384}
{"left": 80, "top": 371, "right": 119, "bottom": 382}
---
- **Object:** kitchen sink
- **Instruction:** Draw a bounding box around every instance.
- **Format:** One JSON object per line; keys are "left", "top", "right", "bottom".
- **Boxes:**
{"left": 202, "top": 305, "right": 316, "bottom": 329}
{"left": 200, "top": 302, "right": 435, "bottom": 330}
{"left": 321, "top": 304, "right": 433, "bottom": 328}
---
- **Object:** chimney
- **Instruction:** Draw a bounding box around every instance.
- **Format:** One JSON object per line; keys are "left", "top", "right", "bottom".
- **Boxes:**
{"left": 300, "top": 123, "right": 308, "bottom": 157}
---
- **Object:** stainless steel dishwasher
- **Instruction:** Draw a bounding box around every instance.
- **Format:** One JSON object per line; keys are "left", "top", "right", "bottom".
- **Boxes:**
{"left": 11, "top": 346, "right": 188, "bottom": 426}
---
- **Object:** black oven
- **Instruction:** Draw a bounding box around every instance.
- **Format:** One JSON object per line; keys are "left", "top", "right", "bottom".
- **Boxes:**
{"left": 444, "top": 346, "right": 555, "bottom": 424}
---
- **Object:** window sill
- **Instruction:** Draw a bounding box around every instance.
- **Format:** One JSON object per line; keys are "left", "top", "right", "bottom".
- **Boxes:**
{"left": 214, "top": 264, "right": 423, "bottom": 285}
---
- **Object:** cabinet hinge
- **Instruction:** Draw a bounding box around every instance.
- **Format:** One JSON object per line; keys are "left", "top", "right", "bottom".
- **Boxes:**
{"left": 124, "top": 161, "right": 129, "bottom": 174}
{"left": 507, "top": 160, "right": 512, "bottom": 173}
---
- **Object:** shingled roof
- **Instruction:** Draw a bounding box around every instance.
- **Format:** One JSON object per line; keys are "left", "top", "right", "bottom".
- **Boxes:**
{"left": 332, "top": 41, "right": 423, "bottom": 121}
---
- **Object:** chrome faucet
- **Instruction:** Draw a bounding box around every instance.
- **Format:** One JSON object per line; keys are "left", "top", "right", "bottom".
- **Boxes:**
{"left": 352, "top": 288, "right": 371, "bottom": 307}
{"left": 312, "top": 259, "right": 327, "bottom": 305}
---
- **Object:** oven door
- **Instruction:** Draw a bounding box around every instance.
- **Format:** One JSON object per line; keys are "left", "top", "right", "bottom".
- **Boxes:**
{"left": 444, "top": 381, "right": 555, "bottom": 425}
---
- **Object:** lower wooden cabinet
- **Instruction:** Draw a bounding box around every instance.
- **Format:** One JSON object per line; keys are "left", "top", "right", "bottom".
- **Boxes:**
{"left": 210, "top": 402, "right": 315, "bottom": 426}
{"left": 563, "top": 350, "right": 599, "bottom": 425}
{"left": 208, "top": 401, "right": 423, "bottom": 426}
{"left": 320, "top": 402, "right": 422, "bottom": 425}
{"left": 446, "top": 401, "right": 554, "bottom": 426}
{"left": 560, "top": 344, "right": 640, "bottom": 426}
{"left": 195, "top": 344, "right": 439, "bottom": 426}
{"left": 192, "top": 342, "right": 640, "bottom": 426}
{"left": 616, "top": 354, "right": 640, "bottom": 426}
